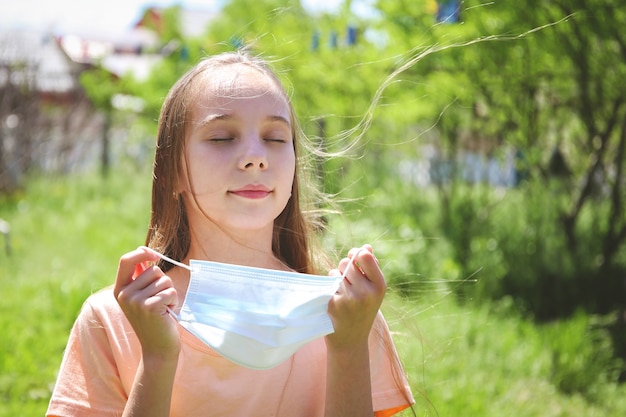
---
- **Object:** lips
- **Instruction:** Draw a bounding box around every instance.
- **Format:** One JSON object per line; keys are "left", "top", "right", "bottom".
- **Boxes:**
{"left": 229, "top": 184, "right": 272, "bottom": 199}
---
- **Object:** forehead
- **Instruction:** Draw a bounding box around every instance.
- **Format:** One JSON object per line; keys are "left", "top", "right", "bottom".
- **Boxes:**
{"left": 195, "top": 63, "right": 288, "bottom": 106}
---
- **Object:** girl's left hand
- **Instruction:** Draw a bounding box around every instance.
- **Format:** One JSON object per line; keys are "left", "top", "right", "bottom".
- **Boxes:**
{"left": 326, "top": 244, "right": 386, "bottom": 352}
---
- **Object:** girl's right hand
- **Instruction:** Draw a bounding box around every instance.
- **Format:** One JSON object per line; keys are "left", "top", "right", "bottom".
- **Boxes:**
{"left": 113, "top": 247, "right": 181, "bottom": 360}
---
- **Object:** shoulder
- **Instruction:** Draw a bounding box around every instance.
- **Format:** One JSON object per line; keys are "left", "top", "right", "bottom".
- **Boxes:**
{"left": 369, "top": 311, "right": 394, "bottom": 347}
{"left": 66, "top": 286, "right": 140, "bottom": 368}
{"left": 83, "top": 285, "right": 118, "bottom": 307}
{"left": 368, "top": 311, "right": 416, "bottom": 413}
{"left": 79, "top": 286, "right": 120, "bottom": 315}
{"left": 48, "top": 290, "right": 137, "bottom": 415}
{"left": 368, "top": 311, "right": 404, "bottom": 383}
{"left": 73, "top": 286, "right": 129, "bottom": 334}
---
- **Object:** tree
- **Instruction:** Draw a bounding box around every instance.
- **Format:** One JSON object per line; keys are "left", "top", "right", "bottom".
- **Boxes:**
{"left": 79, "top": 66, "right": 118, "bottom": 178}
{"left": 371, "top": 0, "right": 626, "bottom": 318}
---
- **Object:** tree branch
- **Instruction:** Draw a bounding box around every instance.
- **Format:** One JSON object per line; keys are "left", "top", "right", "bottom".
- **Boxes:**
{"left": 603, "top": 115, "right": 626, "bottom": 266}
{"left": 567, "top": 97, "right": 624, "bottom": 224}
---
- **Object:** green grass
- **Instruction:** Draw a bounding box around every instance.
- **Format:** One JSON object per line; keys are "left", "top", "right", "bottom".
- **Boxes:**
{"left": 1, "top": 165, "right": 625, "bottom": 416}
{"left": 0, "top": 165, "right": 151, "bottom": 416}
{"left": 385, "top": 294, "right": 626, "bottom": 416}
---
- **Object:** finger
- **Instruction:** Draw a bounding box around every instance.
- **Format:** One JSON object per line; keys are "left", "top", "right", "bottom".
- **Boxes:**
{"left": 114, "top": 247, "right": 160, "bottom": 297}
{"left": 347, "top": 244, "right": 372, "bottom": 255}
{"left": 328, "top": 268, "right": 341, "bottom": 277}
{"left": 117, "top": 268, "right": 178, "bottom": 314}
{"left": 340, "top": 246, "right": 367, "bottom": 284}
{"left": 361, "top": 244, "right": 378, "bottom": 264}
{"left": 346, "top": 246, "right": 362, "bottom": 259}
{"left": 345, "top": 246, "right": 367, "bottom": 274}
{"left": 337, "top": 257, "right": 351, "bottom": 274}
{"left": 352, "top": 250, "right": 386, "bottom": 291}
{"left": 130, "top": 266, "right": 167, "bottom": 292}
{"left": 144, "top": 285, "right": 178, "bottom": 309}
{"left": 340, "top": 249, "right": 383, "bottom": 290}
{"left": 351, "top": 244, "right": 379, "bottom": 272}
{"left": 338, "top": 245, "right": 374, "bottom": 286}
{"left": 339, "top": 257, "right": 354, "bottom": 285}
{"left": 139, "top": 276, "right": 179, "bottom": 313}
{"left": 116, "top": 266, "right": 164, "bottom": 303}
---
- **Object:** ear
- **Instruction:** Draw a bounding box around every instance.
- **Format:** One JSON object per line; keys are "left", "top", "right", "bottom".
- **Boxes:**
{"left": 174, "top": 178, "right": 190, "bottom": 198}
{"left": 175, "top": 155, "right": 192, "bottom": 195}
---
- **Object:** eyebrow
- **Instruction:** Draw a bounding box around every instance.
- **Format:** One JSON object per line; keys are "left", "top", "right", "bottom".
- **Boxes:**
{"left": 198, "top": 113, "right": 291, "bottom": 127}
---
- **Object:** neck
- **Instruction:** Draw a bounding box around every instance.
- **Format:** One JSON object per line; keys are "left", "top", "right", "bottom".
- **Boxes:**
{"left": 184, "top": 222, "right": 287, "bottom": 270}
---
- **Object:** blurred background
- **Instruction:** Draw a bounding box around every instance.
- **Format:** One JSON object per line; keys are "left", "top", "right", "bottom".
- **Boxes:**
{"left": 1, "top": 0, "right": 625, "bottom": 415}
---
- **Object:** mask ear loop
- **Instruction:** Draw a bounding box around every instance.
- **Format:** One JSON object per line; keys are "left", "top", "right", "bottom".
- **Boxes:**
{"left": 339, "top": 246, "right": 367, "bottom": 286}
{"left": 138, "top": 245, "right": 192, "bottom": 271}
{"left": 137, "top": 246, "right": 192, "bottom": 319}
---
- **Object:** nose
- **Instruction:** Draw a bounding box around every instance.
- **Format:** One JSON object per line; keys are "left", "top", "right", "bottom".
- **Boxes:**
{"left": 238, "top": 137, "right": 268, "bottom": 170}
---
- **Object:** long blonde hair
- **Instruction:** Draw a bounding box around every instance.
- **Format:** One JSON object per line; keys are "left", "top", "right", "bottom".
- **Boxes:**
{"left": 145, "top": 51, "right": 323, "bottom": 273}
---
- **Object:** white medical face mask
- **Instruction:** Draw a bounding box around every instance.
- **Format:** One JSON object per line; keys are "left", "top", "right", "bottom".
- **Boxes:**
{"left": 140, "top": 247, "right": 348, "bottom": 370}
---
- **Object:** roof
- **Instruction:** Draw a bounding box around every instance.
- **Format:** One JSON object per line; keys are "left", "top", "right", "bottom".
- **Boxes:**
{"left": 135, "top": 6, "right": 218, "bottom": 38}
{"left": 56, "top": 28, "right": 161, "bottom": 80}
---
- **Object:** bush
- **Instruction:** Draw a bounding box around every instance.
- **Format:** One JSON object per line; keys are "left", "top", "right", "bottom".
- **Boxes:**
{"left": 544, "top": 312, "right": 624, "bottom": 399}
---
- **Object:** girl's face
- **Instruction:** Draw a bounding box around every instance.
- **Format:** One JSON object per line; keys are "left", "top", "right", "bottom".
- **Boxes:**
{"left": 181, "top": 64, "right": 296, "bottom": 236}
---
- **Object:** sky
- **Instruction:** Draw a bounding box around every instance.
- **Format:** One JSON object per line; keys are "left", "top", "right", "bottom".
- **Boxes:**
{"left": 0, "top": 0, "right": 342, "bottom": 36}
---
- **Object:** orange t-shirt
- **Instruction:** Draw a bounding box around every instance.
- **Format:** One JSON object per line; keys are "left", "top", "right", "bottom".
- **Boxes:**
{"left": 47, "top": 289, "right": 414, "bottom": 416}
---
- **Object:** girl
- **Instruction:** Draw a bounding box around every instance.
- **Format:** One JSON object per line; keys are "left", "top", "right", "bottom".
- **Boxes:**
{"left": 47, "top": 51, "right": 414, "bottom": 417}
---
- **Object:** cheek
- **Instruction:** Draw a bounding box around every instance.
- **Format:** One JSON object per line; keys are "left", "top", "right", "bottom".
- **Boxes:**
{"left": 182, "top": 152, "right": 225, "bottom": 196}
{"left": 282, "top": 153, "right": 296, "bottom": 187}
